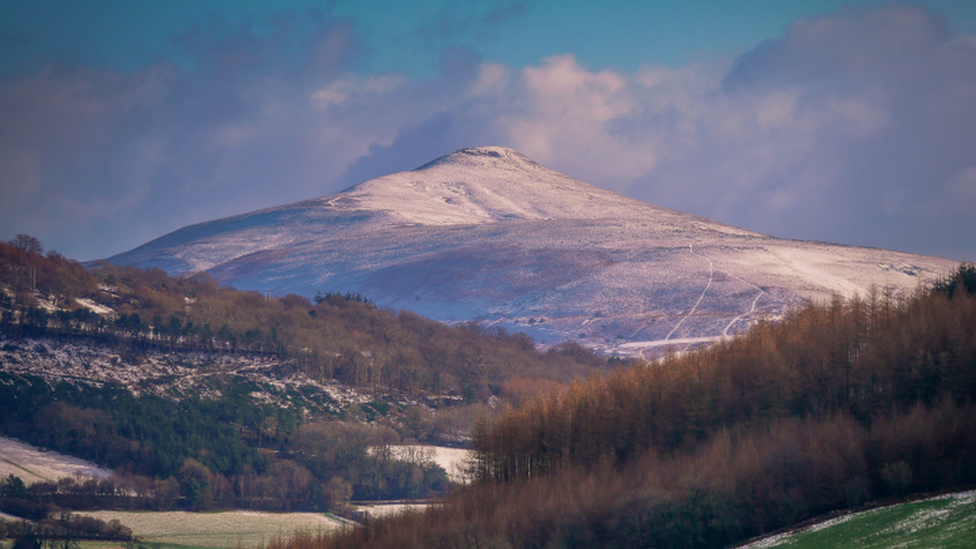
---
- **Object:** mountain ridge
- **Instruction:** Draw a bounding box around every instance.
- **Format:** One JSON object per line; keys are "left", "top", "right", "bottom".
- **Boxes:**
{"left": 105, "top": 146, "right": 958, "bottom": 356}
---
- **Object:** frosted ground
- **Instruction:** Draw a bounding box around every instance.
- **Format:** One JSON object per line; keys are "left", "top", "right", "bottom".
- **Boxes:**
{"left": 0, "top": 336, "right": 379, "bottom": 410}
{"left": 381, "top": 444, "right": 473, "bottom": 484}
{"left": 0, "top": 435, "right": 111, "bottom": 484}
{"left": 738, "top": 490, "right": 976, "bottom": 548}
{"left": 108, "top": 147, "right": 958, "bottom": 357}
{"left": 76, "top": 510, "right": 349, "bottom": 548}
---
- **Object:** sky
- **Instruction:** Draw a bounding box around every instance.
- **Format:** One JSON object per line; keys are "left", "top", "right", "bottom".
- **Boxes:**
{"left": 1, "top": 0, "right": 975, "bottom": 262}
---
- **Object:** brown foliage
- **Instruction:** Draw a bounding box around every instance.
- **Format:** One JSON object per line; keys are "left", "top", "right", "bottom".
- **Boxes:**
{"left": 1, "top": 245, "right": 613, "bottom": 399}
{"left": 273, "top": 283, "right": 976, "bottom": 549}
{"left": 475, "top": 289, "right": 976, "bottom": 481}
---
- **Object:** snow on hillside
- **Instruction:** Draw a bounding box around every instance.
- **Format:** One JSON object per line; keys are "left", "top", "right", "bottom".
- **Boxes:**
{"left": 105, "top": 147, "right": 960, "bottom": 356}
{"left": 341, "top": 146, "right": 699, "bottom": 227}
{"left": 0, "top": 336, "right": 380, "bottom": 412}
{"left": 0, "top": 435, "right": 112, "bottom": 484}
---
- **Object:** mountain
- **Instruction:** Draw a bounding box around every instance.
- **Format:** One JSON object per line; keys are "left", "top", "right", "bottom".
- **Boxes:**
{"left": 106, "top": 146, "right": 958, "bottom": 356}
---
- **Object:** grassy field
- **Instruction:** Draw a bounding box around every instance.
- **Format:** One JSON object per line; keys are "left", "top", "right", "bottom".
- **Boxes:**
{"left": 74, "top": 510, "right": 352, "bottom": 549}
{"left": 739, "top": 490, "right": 976, "bottom": 548}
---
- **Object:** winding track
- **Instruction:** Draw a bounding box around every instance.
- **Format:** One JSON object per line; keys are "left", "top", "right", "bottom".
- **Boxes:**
{"left": 720, "top": 271, "right": 766, "bottom": 337}
{"left": 664, "top": 241, "right": 715, "bottom": 342}
{"left": 645, "top": 243, "right": 765, "bottom": 357}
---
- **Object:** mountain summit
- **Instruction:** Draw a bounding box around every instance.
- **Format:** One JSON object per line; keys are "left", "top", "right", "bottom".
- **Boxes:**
{"left": 325, "top": 146, "right": 741, "bottom": 235}
{"left": 340, "top": 146, "right": 671, "bottom": 226}
{"left": 106, "top": 147, "right": 957, "bottom": 356}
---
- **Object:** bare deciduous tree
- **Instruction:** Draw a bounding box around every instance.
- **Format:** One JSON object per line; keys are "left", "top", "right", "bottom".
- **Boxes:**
{"left": 10, "top": 234, "right": 43, "bottom": 255}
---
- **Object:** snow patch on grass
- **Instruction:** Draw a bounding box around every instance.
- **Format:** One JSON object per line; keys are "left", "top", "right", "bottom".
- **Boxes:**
{"left": 0, "top": 435, "right": 112, "bottom": 484}
{"left": 386, "top": 445, "right": 473, "bottom": 484}
{"left": 75, "top": 510, "right": 348, "bottom": 548}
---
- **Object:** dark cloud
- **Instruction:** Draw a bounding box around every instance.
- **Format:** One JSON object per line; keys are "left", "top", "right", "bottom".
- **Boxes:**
{"left": 339, "top": 112, "right": 462, "bottom": 186}
{"left": 338, "top": 107, "right": 509, "bottom": 188}
{"left": 723, "top": 4, "right": 949, "bottom": 92}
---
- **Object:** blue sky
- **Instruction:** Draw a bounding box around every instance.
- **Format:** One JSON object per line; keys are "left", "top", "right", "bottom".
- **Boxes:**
{"left": 1, "top": 0, "right": 975, "bottom": 261}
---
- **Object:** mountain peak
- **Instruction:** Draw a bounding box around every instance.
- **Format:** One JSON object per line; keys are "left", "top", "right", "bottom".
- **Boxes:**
{"left": 415, "top": 146, "right": 537, "bottom": 171}
{"left": 339, "top": 146, "right": 656, "bottom": 226}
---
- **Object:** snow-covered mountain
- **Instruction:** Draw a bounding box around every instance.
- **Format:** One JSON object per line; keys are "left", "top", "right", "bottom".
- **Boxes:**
{"left": 106, "top": 146, "right": 958, "bottom": 356}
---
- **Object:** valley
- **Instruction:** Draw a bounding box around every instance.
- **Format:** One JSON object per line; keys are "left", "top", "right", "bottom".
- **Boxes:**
{"left": 0, "top": 150, "right": 971, "bottom": 548}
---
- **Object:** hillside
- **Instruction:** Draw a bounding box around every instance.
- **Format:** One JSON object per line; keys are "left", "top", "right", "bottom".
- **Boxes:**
{"left": 1, "top": 239, "right": 610, "bottom": 399}
{"left": 274, "top": 264, "right": 976, "bottom": 549}
{"left": 0, "top": 238, "right": 611, "bottom": 519}
{"left": 737, "top": 490, "right": 976, "bottom": 548}
{"left": 104, "top": 147, "right": 959, "bottom": 356}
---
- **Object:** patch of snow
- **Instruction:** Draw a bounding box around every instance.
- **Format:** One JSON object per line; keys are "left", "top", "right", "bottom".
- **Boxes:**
{"left": 0, "top": 335, "right": 379, "bottom": 412}
{"left": 75, "top": 297, "right": 114, "bottom": 316}
{"left": 0, "top": 435, "right": 112, "bottom": 484}
{"left": 74, "top": 510, "right": 348, "bottom": 546}
{"left": 352, "top": 502, "right": 436, "bottom": 518}
{"left": 382, "top": 445, "right": 473, "bottom": 484}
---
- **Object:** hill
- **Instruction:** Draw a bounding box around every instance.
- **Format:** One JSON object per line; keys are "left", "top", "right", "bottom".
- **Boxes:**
{"left": 1, "top": 238, "right": 610, "bottom": 399}
{"left": 103, "top": 147, "right": 959, "bottom": 356}
{"left": 0, "top": 238, "right": 611, "bottom": 518}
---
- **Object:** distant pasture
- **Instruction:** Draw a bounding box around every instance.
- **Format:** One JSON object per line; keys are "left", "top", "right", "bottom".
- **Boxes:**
{"left": 75, "top": 510, "right": 350, "bottom": 548}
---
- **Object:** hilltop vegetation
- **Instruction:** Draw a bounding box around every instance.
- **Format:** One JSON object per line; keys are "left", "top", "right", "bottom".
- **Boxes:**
{"left": 0, "top": 237, "right": 611, "bottom": 397}
{"left": 282, "top": 264, "right": 976, "bottom": 549}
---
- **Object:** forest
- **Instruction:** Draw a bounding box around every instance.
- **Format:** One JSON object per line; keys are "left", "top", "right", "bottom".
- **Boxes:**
{"left": 271, "top": 264, "right": 976, "bottom": 549}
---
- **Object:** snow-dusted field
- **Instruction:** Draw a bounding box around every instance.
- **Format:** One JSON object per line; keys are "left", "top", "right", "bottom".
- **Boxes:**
{"left": 107, "top": 147, "right": 960, "bottom": 356}
{"left": 386, "top": 445, "right": 473, "bottom": 484}
{"left": 0, "top": 435, "right": 112, "bottom": 484}
{"left": 737, "top": 490, "right": 976, "bottom": 548}
{"left": 75, "top": 510, "right": 350, "bottom": 548}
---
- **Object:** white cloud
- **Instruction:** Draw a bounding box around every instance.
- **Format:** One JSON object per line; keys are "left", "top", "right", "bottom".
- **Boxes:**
{"left": 312, "top": 74, "right": 407, "bottom": 107}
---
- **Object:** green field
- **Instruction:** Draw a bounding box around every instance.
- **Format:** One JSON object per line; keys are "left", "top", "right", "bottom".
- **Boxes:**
{"left": 74, "top": 510, "right": 352, "bottom": 549}
{"left": 739, "top": 490, "right": 976, "bottom": 548}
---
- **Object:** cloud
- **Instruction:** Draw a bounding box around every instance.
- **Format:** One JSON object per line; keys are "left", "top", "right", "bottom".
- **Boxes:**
{"left": 0, "top": 14, "right": 374, "bottom": 259}
{"left": 472, "top": 3, "right": 976, "bottom": 260}
{"left": 1, "top": 2, "right": 974, "bottom": 262}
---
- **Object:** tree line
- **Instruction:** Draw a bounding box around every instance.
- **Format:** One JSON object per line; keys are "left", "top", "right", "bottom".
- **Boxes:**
{"left": 473, "top": 268, "right": 976, "bottom": 481}
{"left": 0, "top": 474, "right": 133, "bottom": 545}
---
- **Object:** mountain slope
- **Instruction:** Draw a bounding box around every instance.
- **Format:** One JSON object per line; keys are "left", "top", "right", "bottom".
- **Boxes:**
{"left": 106, "top": 146, "right": 958, "bottom": 355}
